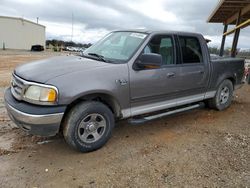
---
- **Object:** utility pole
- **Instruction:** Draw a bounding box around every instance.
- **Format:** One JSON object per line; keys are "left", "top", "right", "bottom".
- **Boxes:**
{"left": 37, "top": 17, "right": 39, "bottom": 24}
{"left": 71, "top": 13, "right": 74, "bottom": 42}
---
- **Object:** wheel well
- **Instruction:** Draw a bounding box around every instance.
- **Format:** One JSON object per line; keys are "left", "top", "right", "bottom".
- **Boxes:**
{"left": 59, "top": 94, "right": 121, "bottom": 133}
{"left": 226, "top": 77, "right": 235, "bottom": 89}
{"left": 64, "top": 93, "right": 121, "bottom": 119}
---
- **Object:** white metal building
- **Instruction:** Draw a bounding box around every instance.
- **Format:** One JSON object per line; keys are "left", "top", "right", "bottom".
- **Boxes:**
{"left": 0, "top": 16, "right": 45, "bottom": 50}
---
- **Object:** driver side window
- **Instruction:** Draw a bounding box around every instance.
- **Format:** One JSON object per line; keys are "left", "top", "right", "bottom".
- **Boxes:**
{"left": 143, "top": 35, "right": 174, "bottom": 65}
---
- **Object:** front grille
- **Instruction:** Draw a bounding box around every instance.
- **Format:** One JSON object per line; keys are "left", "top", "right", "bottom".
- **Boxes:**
{"left": 11, "top": 74, "right": 25, "bottom": 100}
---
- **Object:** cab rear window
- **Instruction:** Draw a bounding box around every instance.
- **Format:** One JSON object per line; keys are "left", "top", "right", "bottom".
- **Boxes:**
{"left": 179, "top": 36, "right": 203, "bottom": 64}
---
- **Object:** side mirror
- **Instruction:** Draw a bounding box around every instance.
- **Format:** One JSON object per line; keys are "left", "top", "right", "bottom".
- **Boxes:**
{"left": 135, "top": 53, "right": 162, "bottom": 70}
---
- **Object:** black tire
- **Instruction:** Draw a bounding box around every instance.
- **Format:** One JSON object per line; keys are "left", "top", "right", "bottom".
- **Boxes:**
{"left": 63, "top": 101, "right": 115, "bottom": 152}
{"left": 207, "top": 79, "right": 233, "bottom": 111}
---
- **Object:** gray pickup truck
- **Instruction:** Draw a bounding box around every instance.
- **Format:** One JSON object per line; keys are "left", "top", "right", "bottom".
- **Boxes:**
{"left": 4, "top": 30, "right": 245, "bottom": 152}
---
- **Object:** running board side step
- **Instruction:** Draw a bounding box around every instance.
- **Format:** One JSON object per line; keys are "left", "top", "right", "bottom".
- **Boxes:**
{"left": 128, "top": 102, "right": 204, "bottom": 125}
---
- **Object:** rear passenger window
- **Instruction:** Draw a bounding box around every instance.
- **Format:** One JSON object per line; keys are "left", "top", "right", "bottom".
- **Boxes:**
{"left": 179, "top": 36, "right": 203, "bottom": 64}
{"left": 143, "top": 35, "right": 174, "bottom": 65}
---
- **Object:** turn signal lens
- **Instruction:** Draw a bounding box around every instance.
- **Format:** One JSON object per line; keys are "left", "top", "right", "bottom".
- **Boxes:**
{"left": 40, "top": 88, "right": 57, "bottom": 102}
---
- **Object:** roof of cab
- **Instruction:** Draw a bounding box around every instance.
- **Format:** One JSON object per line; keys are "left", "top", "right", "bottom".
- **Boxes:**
{"left": 113, "top": 29, "right": 203, "bottom": 36}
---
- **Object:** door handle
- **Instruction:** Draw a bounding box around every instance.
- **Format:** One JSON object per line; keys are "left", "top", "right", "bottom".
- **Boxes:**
{"left": 167, "top": 72, "right": 175, "bottom": 78}
{"left": 189, "top": 70, "right": 204, "bottom": 74}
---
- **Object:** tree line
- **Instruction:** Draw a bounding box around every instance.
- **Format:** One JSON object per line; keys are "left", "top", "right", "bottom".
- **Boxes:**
{"left": 209, "top": 47, "right": 250, "bottom": 58}
{"left": 46, "top": 39, "right": 92, "bottom": 48}
{"left": 45, "top": 40, "right": 250, "bottom": 58}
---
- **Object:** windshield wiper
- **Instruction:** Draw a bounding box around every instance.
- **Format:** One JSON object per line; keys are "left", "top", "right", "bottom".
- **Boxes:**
{"left": 87, "top": 53, "right": 106, "bottom": 62}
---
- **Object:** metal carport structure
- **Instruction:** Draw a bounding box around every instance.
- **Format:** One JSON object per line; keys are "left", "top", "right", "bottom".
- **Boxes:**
{"left": 207, "top": 0, "right": 250, "bottom": 57}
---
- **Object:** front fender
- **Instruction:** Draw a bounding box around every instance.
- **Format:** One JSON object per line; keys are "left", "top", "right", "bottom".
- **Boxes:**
{"left": 46, "top": 63, "right": 130, "bottom": 110}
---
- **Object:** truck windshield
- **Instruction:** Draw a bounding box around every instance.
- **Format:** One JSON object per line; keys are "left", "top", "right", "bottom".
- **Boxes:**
{"left": 83, "top": 31, "right": 148, "bottom": 63}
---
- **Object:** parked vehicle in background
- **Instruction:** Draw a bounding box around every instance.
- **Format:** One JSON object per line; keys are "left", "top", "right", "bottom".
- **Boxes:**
{"left": 65, "top": 46, "right": 74, "bottom": 51}
{"left": 5, "top": 30, "right": 245, "bottom": 152}
{"left": 31, "top": 45, "right": 44, "bottom": 51}
{"left": 65, "top": 46, "right": 85, "bottom": 52}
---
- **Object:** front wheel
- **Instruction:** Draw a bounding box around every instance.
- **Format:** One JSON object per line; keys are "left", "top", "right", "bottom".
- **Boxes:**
{"left": 207, "top": 79, "right": 233, "bottom": 111}
{"left": 63, "top": 101, "right": 115, "bottom": 152}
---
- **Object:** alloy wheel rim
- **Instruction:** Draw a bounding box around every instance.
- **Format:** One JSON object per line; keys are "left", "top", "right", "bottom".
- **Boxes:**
{"left": 78, "top": 113, "right": 106, "bottom": 143}
{"left": 219, "top": 86, "right": 230, "bottom": 104}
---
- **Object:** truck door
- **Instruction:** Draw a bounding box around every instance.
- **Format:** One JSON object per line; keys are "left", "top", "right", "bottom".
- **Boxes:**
{"left": 177, "top": 35, "right": 210, "bottom": 97}
{"left": 129, "top": 35, "right": 181, "bottom": 115}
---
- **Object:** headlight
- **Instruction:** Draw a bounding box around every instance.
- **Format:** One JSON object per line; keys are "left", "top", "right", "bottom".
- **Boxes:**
{"left": 24, "top": 85, "right": 57, "bottom": 104}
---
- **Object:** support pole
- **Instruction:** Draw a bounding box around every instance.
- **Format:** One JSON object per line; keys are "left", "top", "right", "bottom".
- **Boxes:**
{"left": 219, "top": 24, "right": 228, "bottom": 56}
{"left": 231, "top": 11, "right": 241, "bottom": 57}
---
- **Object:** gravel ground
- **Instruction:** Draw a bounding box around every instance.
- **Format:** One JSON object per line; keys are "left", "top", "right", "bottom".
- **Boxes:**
{"left": 0, "top": 50, "right": 249, "bottom": 187}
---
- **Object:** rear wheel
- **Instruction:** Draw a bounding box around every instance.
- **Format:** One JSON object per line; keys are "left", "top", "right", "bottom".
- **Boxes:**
{"left": 207, "top": 79, "right": 233, "bottom": 111}
{"left": 63, "top": 101, "right": 115, "bottom": 152}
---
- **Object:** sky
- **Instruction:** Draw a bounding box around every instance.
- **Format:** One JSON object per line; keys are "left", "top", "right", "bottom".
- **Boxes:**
{"left": 1, "top": 0, "right": 250, "bottom": 49}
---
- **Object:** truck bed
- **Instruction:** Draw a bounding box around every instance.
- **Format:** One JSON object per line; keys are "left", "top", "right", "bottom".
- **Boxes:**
{"left": 209, "top": 57, "right": 245, "bottom": 90}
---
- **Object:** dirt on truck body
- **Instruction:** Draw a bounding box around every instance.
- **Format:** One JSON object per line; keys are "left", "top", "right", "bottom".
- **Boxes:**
{"left": 0, "top": 51, "right": 250, "bottom": 187}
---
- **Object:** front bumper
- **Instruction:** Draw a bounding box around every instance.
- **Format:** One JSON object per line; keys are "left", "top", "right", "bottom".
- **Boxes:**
{"left": 4, "top": 88, "right": 66, "bottom": 136}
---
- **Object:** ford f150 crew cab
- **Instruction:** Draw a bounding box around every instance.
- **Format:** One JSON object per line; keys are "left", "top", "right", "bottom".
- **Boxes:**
{"left": 4, "top": 30, "right": 245, "bottom": 152}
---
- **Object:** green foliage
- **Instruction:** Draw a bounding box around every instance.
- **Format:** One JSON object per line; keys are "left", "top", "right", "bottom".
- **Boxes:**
{"left": 208, "top": 47, "right": 219, "bottom": 55}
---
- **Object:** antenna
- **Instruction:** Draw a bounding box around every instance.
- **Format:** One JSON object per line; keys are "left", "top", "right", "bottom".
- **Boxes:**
{"left": 71, "top": 13, "right": 74, "bottom": 42}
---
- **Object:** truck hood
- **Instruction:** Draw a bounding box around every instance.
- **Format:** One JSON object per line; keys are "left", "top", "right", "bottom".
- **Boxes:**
{"left": 14, "top": 55, "right": 109, "bottom": 83}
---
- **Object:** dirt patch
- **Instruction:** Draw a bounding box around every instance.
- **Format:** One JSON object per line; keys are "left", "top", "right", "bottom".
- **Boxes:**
{"left": 0, "top": 50, "right": 249, "bottom": 187}
{"left": 0, "top": 129, "right": 52, "bottom": 156}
